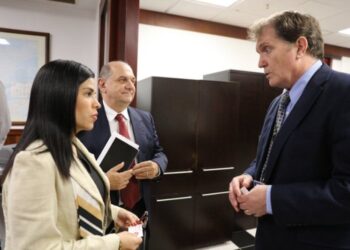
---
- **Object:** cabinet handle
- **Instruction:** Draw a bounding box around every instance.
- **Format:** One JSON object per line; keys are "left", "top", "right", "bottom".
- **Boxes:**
{"left": 156, "top": 196, "right": 192, "bottom": 202}
{"left": 201, "top": 191, "right": 229, "bottom": 197}
{"left": 164, "top": 170, "right": 193, "bottom": 175}
{"left": 202, "top": 166, "right": 234, "bottom": 172}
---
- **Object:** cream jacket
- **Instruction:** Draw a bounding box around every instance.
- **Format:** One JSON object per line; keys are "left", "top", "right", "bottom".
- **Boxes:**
{"left": 2, "top": 138, "right": 121, "bottom": 249}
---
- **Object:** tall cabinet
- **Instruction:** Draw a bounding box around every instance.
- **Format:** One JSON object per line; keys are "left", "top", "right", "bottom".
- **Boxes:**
{"left": 204, "top": 69, "right": 281, "bottom": 169}
{"left": 137, "top": 77, "right": 241, "bottom": 249}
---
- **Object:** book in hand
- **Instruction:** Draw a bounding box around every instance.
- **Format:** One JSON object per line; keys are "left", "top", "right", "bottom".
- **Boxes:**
{"left": 97, "top": 131, "right": 139, "bottom": 172}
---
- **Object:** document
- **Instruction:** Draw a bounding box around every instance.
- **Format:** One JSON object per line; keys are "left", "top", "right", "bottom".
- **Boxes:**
{"left": 97, "top": 131, "right": 139, "bottom": 172}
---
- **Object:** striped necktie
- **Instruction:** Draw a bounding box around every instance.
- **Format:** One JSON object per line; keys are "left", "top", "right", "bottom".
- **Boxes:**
{"left": 259, "top": 91, "right": 290, "bottom": 182}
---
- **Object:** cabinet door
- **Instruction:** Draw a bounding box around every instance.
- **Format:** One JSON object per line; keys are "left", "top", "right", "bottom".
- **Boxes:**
{"left": 137, "top": 77, "right": 198, "bottom": 174}
{"left": 195, "top": 80, "right": 240, "bottom": 245}
{"left": 193, "top": 192, "right": 236, "bottom": 247}
{"left": 197, "top": 80, "right": 239, "bottom": 169}
{"left": 229, "top": 70, "right": 280, "bottom": 169}
{"left": 137, "top": 77, "right": 198, "bottom": 249}
{"left": 149, "top": 195, "right": 195, "bottom": 250}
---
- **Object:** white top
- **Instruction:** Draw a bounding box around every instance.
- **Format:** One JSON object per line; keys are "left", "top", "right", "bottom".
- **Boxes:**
{"left": 103, "top": 100, "right": 136, "bottom": 142}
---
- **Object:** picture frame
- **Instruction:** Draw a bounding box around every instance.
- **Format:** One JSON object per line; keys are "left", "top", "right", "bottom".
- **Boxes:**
{"left": 0, "top": 27, "right": 50, "bottom": 126}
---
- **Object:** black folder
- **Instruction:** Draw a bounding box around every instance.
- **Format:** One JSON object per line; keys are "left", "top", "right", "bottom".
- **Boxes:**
{"left": 97, "top": 132, "right": 139, "bottom": 172}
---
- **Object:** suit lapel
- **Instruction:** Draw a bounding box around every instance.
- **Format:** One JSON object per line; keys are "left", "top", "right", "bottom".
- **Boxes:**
{"left": 255, "top": 97, "right": 280, "bottom": 177}
{"left": 128, "top": 107, "right": 147, "bottom": 145}
{"left": 263, "top": 65, "right": 330, "bottom": 182}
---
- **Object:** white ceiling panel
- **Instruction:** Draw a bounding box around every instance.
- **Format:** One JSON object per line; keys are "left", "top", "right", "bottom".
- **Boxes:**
{"left": 168, "top": 0, "right": 225, "bottom": 20}
{"left": 313, "top": 0, "right": 350, "bottom": 10}
{"left": 140, "top": 0, "right": 179, "bottom": 12}
{"left": 324, "top": 32, "right": 350, "bottom": 48}
{"left": 319, "top": 11, "right": 350, "bottom": 32}
{"left": 213, "top": 9, "right": 259, "bottom": 28}
{"left": 293, "top": 1, "right": 342, "bottom": 20}
{"left": 140, "top": 0, "right": 350, "bottom": 49}
{"left": 229, "top": 0, "right": 308, "bottom": 16}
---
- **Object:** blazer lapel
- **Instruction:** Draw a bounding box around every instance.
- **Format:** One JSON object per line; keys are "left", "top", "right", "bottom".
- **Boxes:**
{"left": 263, "top": 65, "right": 330, "bottom": 182}
{"left": 70, "top": 138, "right": 109, "bottom": 208}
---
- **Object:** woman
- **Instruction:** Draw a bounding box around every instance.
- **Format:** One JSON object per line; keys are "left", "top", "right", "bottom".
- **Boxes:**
{"left": 1, "top": 60, "right": 142, "bottom": 249}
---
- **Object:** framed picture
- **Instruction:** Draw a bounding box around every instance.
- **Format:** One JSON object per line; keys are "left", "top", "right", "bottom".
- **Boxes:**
{"left": 0, "top": 27, "right": 50, "bottom": 126}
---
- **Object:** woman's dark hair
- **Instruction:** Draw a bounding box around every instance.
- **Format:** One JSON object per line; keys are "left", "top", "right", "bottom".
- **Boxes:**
{"left": 1, "top": 59, "right": 94, "bottom": 182}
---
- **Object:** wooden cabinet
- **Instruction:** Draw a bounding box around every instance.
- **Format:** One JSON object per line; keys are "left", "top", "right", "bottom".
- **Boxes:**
{"left": 137, "top": 77, "right": 239, "bottom": 249}
{"left": 137, "top": 71, "right": 281, "bottom": 249}
{"left": 204, "top": 69, "right": 281, "bottom": 169}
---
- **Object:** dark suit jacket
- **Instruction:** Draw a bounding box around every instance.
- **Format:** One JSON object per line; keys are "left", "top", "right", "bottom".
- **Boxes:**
{"left": 78, "top": 104, "right": 168, "bottom": 214}
{"left": 245, "top": 64, "right": 350, "bottom": 250}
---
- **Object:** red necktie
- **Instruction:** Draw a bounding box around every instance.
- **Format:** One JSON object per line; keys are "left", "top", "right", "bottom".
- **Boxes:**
{"left": 115, "top": 114, "right": 140, "bottom": 210}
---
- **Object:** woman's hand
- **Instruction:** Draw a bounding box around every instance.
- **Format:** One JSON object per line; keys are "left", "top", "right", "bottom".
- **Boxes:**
{"left": 116, "top": 207, "right": 140, "bottom": 228}
{"left": 118, "top": 231, "right": 142, "bottom": 250}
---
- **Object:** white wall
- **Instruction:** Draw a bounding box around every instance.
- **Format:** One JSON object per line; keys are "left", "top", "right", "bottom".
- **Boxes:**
{"left": 332, "top": 56, "right": 350, "bottom": 74}
{"left": 0, "top": 0, "right": 99, "bottom": 74}
{"left": 137, "top": 24, "right": 262, "bottom": 81}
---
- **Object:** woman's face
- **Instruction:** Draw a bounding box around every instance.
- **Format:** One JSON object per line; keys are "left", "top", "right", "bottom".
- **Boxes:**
{"left": 75, "top": 78, "right": 101, "bottom": 133}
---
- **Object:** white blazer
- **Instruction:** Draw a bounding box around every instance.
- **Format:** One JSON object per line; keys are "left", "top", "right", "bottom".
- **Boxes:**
{"left": 2, "top": 138, "right": 122, "bottom": 249}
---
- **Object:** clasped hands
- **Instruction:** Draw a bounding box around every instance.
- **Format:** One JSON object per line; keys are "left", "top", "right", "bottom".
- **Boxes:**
{"left": 228, "top": 174, "right": 268, "bottom": 217}
{"left": 107, "top": 160, "right": 159, "bottom": 190}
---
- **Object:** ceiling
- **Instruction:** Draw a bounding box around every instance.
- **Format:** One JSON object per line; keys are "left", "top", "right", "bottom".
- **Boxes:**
{"left": 140, "top": 0, "right": 350, "bottom": 49}
{"left": 3, "top": 0, "right": 350, "bottom": 48}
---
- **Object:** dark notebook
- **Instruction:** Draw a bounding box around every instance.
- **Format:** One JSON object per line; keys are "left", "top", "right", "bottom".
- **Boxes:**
{"left": 97, "top": 132, "right": 139, "bottom": 172}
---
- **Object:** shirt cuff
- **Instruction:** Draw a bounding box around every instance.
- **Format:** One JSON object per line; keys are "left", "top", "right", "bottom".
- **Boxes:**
{"left": 266, "top": 185, "right": 273, "bottom": 214}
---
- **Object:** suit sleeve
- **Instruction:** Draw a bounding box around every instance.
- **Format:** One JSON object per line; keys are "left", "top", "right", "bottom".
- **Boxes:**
{"left": 146, "top": 113, "right": 168, "bottom": 175}
{"left": 4, "top": 150, "right": 121, "bottom": 250}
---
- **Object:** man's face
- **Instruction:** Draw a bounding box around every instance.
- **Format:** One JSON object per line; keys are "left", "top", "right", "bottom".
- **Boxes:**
{"left": 256, "top": 26, "right": 299, "bottom": 89}
{"left": 100, "top": 62, "right": 136, "bottom": 110}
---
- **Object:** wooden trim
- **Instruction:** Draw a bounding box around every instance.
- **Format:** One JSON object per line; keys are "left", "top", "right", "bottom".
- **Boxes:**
{"left": 324, "top": 44, "right": 350, "bottom": 59}
{"left": 4, "top": 128, "right": 23, "bottom": 145}
{"left": 140, "top": 10, "right": 350, "bottom": 59}
{"left": 140, "top": 10, "right": 247, "bottom": 40}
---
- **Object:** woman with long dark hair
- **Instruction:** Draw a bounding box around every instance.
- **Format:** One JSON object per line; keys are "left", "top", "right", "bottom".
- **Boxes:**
{"left": 1, "top": 59, "right": 142, "bottom": 249}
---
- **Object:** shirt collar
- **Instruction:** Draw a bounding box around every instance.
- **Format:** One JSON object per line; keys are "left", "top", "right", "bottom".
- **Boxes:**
{"left": 103, "top": 100, "right": 130, "bottom": 122}
{"left": 286, "top": 60, "right": 322, "bottom": 109}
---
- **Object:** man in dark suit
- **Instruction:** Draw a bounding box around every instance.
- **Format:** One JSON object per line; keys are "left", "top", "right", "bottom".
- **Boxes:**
{"left": 229, "top": 11, "right": 350, "bottom": 250}
{"left": 78, "top": 61, "right": 167, "bottom": 249}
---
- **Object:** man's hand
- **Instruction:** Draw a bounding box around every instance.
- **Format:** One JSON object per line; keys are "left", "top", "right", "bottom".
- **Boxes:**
{"left": 228, "top": 174, "right": 253, "bottom": 212}
{"left": 132, "top": 161, "right": 159, "bottom": 179}
{"left": 106, "top": 162, "right": 133, "bottom": 190}
{"left": 238, "top": 184, "right": 267, "bottom": 217}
